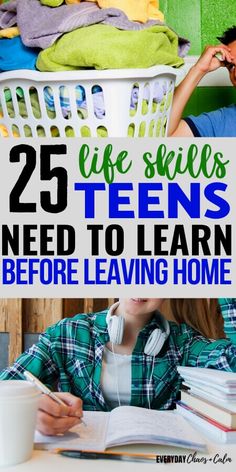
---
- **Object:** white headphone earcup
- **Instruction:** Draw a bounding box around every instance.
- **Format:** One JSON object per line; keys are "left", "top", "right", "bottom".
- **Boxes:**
{"left": 107, "top": 315, "right": 125, "bottom": 345}
{"left": 144, "top": 328, "right": 166, "bottom": 356}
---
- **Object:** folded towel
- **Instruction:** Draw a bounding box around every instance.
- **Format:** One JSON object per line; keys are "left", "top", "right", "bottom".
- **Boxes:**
{"left": 37, "top": 24, "right": 184, "bottom": 71}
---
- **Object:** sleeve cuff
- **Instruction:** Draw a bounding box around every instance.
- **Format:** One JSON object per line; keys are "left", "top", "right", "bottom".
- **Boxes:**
{"left": 183, "top": 117, "right": 201, "bottom": 137}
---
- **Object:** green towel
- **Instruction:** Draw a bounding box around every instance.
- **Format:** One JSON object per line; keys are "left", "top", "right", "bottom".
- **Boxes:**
{"left": 40, "top": 0, "right": 64, "bottom": 5}
{"left": 37, "top": 24, "right": 184, "bottom": 71}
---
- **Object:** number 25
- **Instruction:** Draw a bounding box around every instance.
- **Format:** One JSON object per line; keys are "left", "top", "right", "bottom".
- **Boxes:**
{"left": 9, "top": 144, "right": 68, "bottom": 213}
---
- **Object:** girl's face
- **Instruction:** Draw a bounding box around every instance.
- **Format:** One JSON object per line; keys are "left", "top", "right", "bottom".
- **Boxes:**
{"left": 119, "top": 298, "right": 164, "bottom": 317}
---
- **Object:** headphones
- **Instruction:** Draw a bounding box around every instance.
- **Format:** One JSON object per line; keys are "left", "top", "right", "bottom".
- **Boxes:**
{"left": 106, "top": 301, "right": 170, "bottom": 357}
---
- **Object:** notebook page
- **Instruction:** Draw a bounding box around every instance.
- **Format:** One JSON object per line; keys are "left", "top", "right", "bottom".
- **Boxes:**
{"left": 106, "top": 406, "right": 206, "bottom": 450}
{"left": 34, "top": 411, "right": 109, "bottom": 451}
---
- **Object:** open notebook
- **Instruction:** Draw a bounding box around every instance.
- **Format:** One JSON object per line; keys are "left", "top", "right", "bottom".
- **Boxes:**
{"left": 35, "top": 406, "right": 206, "bottom": 452}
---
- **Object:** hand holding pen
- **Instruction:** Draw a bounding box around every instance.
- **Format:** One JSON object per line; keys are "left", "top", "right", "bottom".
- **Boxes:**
{"left": 24, "top": 371, "right": 85, "bottom": 436}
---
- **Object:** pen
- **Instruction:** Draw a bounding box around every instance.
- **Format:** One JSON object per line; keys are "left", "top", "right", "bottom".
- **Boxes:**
{"left": 54, "top": 449, "right": 157, "bottom": 463}
{"left": 24, "top": 370, "right": 86, "bottom": 426}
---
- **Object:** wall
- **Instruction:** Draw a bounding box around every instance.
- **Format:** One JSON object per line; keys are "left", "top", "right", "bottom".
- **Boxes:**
{"left": 160, "top": 0, "right": 236, "bottom": 115}
{"left": 0, "top": 298, "right": 173, "bottom": 369}
{"left": 0, "top": 299, "right": 115, "bottom": 368}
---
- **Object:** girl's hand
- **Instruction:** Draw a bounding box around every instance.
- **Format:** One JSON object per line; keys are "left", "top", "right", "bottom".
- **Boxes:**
{"left": 36, "top": 392, "right": 83, "bottom": 436}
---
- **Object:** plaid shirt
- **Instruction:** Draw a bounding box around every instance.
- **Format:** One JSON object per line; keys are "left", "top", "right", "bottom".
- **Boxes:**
{"left": 219, "top": 298, "right": 236, "bottom": 344}
{"left": 1, "top": 305, "right": 236, "bottom": 411}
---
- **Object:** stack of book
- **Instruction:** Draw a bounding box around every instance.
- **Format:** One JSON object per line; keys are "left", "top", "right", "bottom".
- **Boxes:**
{"left": 177, "top": 367, "right": 236, "bottom": 443}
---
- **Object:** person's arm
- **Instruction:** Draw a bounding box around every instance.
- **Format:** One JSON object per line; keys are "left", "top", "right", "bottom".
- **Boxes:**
{"left": 184, "top": 330, "right": 236, "bottom": 371}
{"left": 168, "top": 45, "right": 233, "bottom": 137}
{"left": 0, "top": 327, "right": 59, "bottom": 386}
{"left": 219, "top": 298, "right": 236, "bottom": 344}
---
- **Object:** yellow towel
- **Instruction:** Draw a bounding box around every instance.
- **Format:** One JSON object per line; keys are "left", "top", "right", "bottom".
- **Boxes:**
{"left": 0, "top": 26, "right": 20, "bottom": 38}
{"left": 65, "top": 0, "right": 164, "bottom": 23}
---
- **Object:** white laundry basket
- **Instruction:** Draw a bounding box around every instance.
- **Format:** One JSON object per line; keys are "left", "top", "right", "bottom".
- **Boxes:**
{"left": 0, "top": 66, "right": 179, "bottom": 138}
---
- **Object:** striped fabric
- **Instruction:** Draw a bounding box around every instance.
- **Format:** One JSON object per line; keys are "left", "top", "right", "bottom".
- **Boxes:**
{"left": 1, "top": 302, "right": 236, "bottom": 411}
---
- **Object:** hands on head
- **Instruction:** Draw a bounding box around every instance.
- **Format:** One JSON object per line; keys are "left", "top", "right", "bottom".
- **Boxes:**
{"left": 168, "top": 41, "right": 236, "bottom": 137}
{"left": 36, "top": 392, "right": 83, "bottom": 436}
{"left": 194, "top": 44, "right": 235, "bottom": 75}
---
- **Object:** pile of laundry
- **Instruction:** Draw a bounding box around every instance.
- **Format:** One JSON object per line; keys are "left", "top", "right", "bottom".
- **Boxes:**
{"left": 0, "top": 81, "right": 171, "bottom": 138}
{"left": 0, "top": 0, "right": 190, "bottom": 71}
{"left": 0, "top": 0, "right": 190, "bottom": 138}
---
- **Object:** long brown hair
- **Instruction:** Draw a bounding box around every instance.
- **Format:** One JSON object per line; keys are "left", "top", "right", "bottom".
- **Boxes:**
{"left": 169, "top": 299, "right": 225, "bottom": 340}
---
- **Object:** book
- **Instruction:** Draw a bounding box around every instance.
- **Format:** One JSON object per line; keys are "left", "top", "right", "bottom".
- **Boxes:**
{"left": 34, "top": 405, "right": 206, "bottom": 452}
{"left": 177, "top": 402, "right": 236, "bottom": 444}
{"left": 181, "top": 390, "right": 236, "bottom": 428}
{"left": 183, "top": 379, "right": 236, "bottom": 396}
{"left": 183, "top": 382, "right": 236, "bottom": 402}
{"left": 177, "top": 367, "right": 236, "bottom": 393}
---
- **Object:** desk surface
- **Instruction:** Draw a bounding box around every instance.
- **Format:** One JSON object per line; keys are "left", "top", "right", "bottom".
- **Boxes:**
{"left": 3, "top": 439, "right": 236, "bottom": 472}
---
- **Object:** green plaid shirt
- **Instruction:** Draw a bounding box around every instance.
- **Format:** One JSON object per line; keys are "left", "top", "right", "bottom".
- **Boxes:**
{"left": 219, "top": 298, "right": 236, "bottom": 344}
{"left": 1, "top": 305, "right": 236, "bottom": 411}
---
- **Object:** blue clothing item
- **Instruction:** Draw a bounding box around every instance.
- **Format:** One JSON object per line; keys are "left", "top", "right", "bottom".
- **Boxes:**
{"left": 184, "top": 104, "right": 236, "bottom": 137}
{"left": 43, "top": 84, "right": 104, "bottom": 119}
{"left": 0, "top": 36, "right": 39, "bottom": 71}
